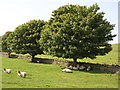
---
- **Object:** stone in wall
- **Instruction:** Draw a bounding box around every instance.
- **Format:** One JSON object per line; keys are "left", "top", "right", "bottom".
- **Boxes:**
{"left": 2, "top": 53, "right": 120, "bottom": 74}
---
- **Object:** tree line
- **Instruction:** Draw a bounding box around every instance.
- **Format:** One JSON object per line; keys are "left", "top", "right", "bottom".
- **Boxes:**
{"left": 2, "top": 4, "right": 116, "bottom": 63}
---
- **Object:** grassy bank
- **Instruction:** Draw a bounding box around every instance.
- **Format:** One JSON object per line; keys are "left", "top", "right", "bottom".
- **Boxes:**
{"left": 2, "top": 56, "right": 118, "bottom": 88}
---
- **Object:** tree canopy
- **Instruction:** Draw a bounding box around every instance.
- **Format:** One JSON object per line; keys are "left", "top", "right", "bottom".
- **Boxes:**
{"left": 2, "top": 31, "right": 13, "bottom": 57}
{"left": 12, "top": 20, "right": 46, "bottom": 62}
{"left": 40, "top": 4, "right": 116, "bottom": 62}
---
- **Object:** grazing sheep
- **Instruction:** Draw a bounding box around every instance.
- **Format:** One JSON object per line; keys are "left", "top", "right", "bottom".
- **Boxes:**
{"left": 17, "top": 71, "right": 27, "bottom": 78}
{"left": 62, "top": 68, "right": 72, "bottom": 73}
{"left": 3, "top": 68, "right": 11, "bottom": 74}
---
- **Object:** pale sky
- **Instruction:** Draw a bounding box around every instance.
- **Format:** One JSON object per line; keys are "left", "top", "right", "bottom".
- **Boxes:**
{"left": 0, "top": 0, "right": 119, "bottom": 44}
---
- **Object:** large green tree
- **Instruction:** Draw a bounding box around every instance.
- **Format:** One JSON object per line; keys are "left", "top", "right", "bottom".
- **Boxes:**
{"left": 0, "top": 36, "right": 2, "bottom": 52}
{"left": 40, "top": 4, "right": 116, "bottom": 63}
{"left": 2, "top": 31, "right": 13, "bottom": 57}
{"left": 12, "top": 20, "right": 46, "bottom": 62}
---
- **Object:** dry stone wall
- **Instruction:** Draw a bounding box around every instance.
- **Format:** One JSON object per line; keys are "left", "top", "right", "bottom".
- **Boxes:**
{"left": 2, "top": 53, "right": 120, "bottom": 74}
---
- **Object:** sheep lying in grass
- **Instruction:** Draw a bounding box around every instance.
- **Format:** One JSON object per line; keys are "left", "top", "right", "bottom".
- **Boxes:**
{"left": 3, "top": 68, "right": 11, "bottom": 74}
{"left": 17, "top": 71, "right": 27, "bottom": 78}
{"left": 62, "top": 68, "right": 72, "bottom": 73}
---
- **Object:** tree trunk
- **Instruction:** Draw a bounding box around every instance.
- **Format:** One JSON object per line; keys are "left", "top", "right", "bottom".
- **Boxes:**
{"left": 31, "top": 55, "right": 35, "bottom": 62}
{"left": 8, "top": 52, "right": 11, "bottom": 58}
{"left": 73, "top": 58, "right": 77, "bottom": 63}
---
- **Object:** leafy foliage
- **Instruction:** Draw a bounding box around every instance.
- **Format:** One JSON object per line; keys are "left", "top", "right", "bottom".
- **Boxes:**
{"left": 0, "top": 36, "right": 2, "bottom": 52}
{"left": 12, "top": 20, "right": 46, "bottom": 62}
{"left": 40, "top": 4, "right": 116, "bottom": 62}
{"left": 2, "top": 31, "right": 13, "bottom": 57}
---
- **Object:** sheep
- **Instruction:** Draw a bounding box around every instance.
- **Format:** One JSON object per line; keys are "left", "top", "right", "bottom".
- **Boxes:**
{"left": 62, "top": 68, "right": 72, "bottom": 73}
{"left": 3, "top": 68, "right": 11, "bottom": 74}
{"left": 17, "top": 71, "right": 27, "bottom": 78}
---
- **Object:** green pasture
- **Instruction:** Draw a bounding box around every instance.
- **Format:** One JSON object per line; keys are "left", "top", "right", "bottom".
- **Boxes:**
{"left": 36, "top": 44, "right": 119, "bottom": 65}
{"left": 2, "top": 56, "right": 118, "bottom": 88}
{"left": 2, "top": 44, "right": 119, "bottom": 88}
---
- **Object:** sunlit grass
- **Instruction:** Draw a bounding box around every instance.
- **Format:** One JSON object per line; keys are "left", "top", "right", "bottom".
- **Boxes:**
{"left": 2, "top": 56, "right": 118, "bottom": 88}
{"left": 36, "top": 44, "right": 119, "bottom": 65}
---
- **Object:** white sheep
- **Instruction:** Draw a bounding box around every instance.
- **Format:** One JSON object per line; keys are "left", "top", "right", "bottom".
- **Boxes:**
{"left": 3, "top": 68, "right": 11, "bottom": 74}
{"left": 17, "top": 71, "right": 27, "bottom": 78}
{"left": 62, "top": 68, "right": 72, "bottom": 73}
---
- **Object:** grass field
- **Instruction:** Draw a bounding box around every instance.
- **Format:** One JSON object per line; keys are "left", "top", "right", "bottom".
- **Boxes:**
{"left": 2, "top": 44, "right": 119, "bottom": 88}
{"left": 36, "top": 44, "right": 119, "bottom": 65}
{"left": 2, "top": 56, "right": 118, "bottom": 88}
